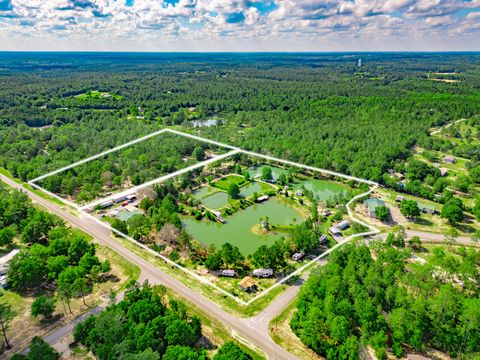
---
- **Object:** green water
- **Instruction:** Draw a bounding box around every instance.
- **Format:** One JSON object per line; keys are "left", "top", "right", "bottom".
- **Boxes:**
{"left": 182, "top": 197, "right": 303, "bottom": 255}
{"left": 248, "top": 165, "right": 289, "bottom": 181}
{"left": 240, "top": 182, "right": 274, "bottom": 197}
{"left": 200, "top": 192, "right": 230, "bottom": 209}
{"left": 293, "top": 179, "right": 347, "bottom": 201}
{"left": 193, "top": 186, "right": 216, "bottom": 199}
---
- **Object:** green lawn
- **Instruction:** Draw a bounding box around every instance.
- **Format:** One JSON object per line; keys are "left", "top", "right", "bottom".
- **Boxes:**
{"left": 212, "top": 174, "right": 248, "bottom": 191}
{"left": 76, "top": 90, "right": 122, "bottom": 101}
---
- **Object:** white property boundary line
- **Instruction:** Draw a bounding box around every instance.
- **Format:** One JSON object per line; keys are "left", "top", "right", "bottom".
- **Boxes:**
{"left": 30, "top": 128, "right": 169, "bottom": 183}
{"left": 80, "top": 150, "right": 241, "bottom": 210}
{"left": 29, "top": 128, "right": 381, "bottom": 307}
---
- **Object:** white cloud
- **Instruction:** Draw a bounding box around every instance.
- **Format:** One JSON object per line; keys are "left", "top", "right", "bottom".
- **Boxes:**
{"left": 0, "top": 0, "right": 478, "bottom": 50}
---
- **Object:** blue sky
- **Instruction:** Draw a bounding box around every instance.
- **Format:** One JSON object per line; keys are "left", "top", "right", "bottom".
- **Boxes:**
{"left": 0, "top": 0, "right": 479, "bottom": 51}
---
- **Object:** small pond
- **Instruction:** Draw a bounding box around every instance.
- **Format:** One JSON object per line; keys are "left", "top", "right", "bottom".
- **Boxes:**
{"left": 182, "top": 197, "right": 304, "bottom": 255}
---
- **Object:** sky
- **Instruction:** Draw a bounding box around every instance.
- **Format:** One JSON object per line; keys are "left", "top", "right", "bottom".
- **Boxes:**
{"left": 0, "top": 0, "right": 479, "bottom": 52}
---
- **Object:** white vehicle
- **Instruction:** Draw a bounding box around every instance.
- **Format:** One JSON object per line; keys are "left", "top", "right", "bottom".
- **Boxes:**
{"left": 252, "top": 268, "right": 274, "bottom": 278}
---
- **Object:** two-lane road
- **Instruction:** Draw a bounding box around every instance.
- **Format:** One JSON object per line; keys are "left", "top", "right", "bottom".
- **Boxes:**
{"left": 0, "top": 174, "right": 297, "bottom": 359}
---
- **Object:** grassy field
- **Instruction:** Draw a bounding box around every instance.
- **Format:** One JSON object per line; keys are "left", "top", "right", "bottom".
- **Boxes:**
{"left": 75, "top": 90, "right": 122, "bottom": 101}
{"left": 212, "top": 174, "right": 248, "bottom": 191}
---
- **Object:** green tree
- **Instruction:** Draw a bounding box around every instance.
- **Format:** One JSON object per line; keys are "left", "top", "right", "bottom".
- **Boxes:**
{"left": 27, "top": 336, "right": 60, "bottom": 360}
{"left": 400, "top": 200, "right": 421, "bottom": 219}
{"left": 374, "top": 206, "right": 390, "bottom": 222}
{"left": 31, "top": 296, "right": 56, "bottom": 319}
{"left": 227, "top": 183, "right": 240, "bottom": 199}
{"left": 440, "top": 199, "right": 464, "bottom": 224}
{"left": 192, "top": 147, "right": 205, "bottom": 161}
{"left": 0, "top": 226, "right": 15, "bottom": 246}
{"left": 111, "top": 218, "right": 128, "bottom": 234}
{"left": 163, "top": 345, "right": 207, "bottom": 360}
{"left": 0, "top": 303, "right": 14, "bottom": 349}
{"left": 407, "top": 236, "right": 422, "bottom": 250}
{"left": 213, "top": 342, "right": 252, "bottom": 360}
{"left": 261, "top": 167, "right": 273, "bottom": 182}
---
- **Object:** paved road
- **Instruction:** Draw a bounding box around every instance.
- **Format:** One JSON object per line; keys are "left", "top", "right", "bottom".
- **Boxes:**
{"left": 405, "top": 229, "right": 477, "bottom": 247}
{"left": 1, "top": 174, "right": 297, "bottom": 360}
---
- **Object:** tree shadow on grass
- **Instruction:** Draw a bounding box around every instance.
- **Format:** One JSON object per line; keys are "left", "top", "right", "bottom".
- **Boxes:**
{"left": 414, "top": 218, "right": 434, "bottom": 226}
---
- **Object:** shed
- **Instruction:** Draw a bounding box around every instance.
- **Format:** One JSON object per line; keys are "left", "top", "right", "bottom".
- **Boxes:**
{"left": 114, "top": 195, "right": 129, "bottom": 204}
{"left": 99, "top": 200, "right": 114, "bottom": 209}
{"left": 395, "top": 195, "right": 405, "bottom": 202}
{"left": 363, "top": 198, "right": 386, "bottom": 218}
{"left": 252, "top": 268, "right": 274, "bottom": 278}
{"left": 256, "top": 195, "right": 269, "bottom": 203}
{"left": 337, "top": 220, "right": 350, "bottom": 230}
{"left": 319, "top": 234, "right": 328, "bottom": 245}
{"left": 238, "top": 276, "right": 257, "bottom": 292}
{"left": 444, "top": 155, "right": 456, "bottom": 164}
{"left": 329, "top": 226, "right": 341, "bottom": 236}
{"left": 439, "top": 168, "right": 448, "bottom": 177}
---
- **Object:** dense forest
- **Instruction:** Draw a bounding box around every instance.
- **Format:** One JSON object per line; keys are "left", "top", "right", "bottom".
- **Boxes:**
{"left": 36, "top": 132, "right": 223, "bottom": 203}
{"left": 1, "top": 53, "right": 479, "bottom": 184}
{"left": 73, "top": 282, "right": 252, "bottom": 359}
{"left": 291, "top": 240, "right": 480, "bottom": 359}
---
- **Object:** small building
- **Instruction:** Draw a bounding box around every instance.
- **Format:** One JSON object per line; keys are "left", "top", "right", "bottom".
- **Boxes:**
{"left": 252, "top": 268, "right": 274, "bottom": 278}
{"left": 393, "top": 172, "right": 405, "bottom": 179}
{"left": 329, "top": 226, "right": 341, "bottom": 236}
{"left": 363, "top": 198, "right": 386, "bottom": 218}
{"left": 114, "top": 195, "right": 129, "bottom": 204}
{"left": 292, "top": 252, "right": 305, "bottom": 261}
{"left": 322, "top": 210, "right": 332, "bottom": 217}
{"left": 295, "top": 190, "right": 303, "bottom": 196}
{"left": 439, "top": 168, "right": 448, "bottom": 177}
{"left": 126, "top": 194, "right": 137, "bottom": 202}
{"left": 256, "top": 195, "right": 269, "bottom": 203}
{"left": 319, "top": 234, "right": 328, "bottom": 245}
{"left": 337, "top": 220, "right": 349, "bottom": 230}
{"left": 395, "top": 195, "right": 405, "bottom": 203}
{"left": 444, "top": 155, "right": 456, "bottom": 164}
{"left": 99, "top": 200, "right": 114, "bottom": 209}
{"left": 238, "top": 276, "right": 257, "bottom": 292}
{"left": 219, "top": 269, "right": 236, "bottom": 277}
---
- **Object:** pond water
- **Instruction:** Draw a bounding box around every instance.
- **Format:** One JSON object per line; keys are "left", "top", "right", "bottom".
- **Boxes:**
{"left": 191, "top": 119, "right": 217, "bottom": 127}
{"left": 192, "top": 186, "right": 216, "bottom": 199}
{"left": 200, "top": 192, "right": 230, "bottom": 209}
{"left": 182, "top": 197, "right": 304, "bottom": 255}
{"left": 248, "top": 165, "right": 289, "bottom": 181}
{"left": 293, "top": 179, "right": 347, "bottom": 201}
{"left": 239, "top": 182, "right": 273, "bottom": 197}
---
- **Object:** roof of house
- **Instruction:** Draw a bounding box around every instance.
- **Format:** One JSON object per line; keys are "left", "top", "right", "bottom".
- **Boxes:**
{"left": 364, "top": 198, "right": 386, "bottom": 212}
{"left": 338, "top": 220, "right": 350, "bottom": 229}
{"left": 238, "top": 276, "right": 256, "bottom": 289}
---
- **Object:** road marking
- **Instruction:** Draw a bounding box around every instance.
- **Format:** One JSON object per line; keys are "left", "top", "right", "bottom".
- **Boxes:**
{"left": 27, "top": 128, "right": 381, "bottom": 307}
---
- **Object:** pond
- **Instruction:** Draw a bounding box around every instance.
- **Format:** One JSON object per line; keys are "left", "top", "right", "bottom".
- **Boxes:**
{"left": 182, "top": 197, "right": 304, "bottom": 255}
{"left": 293, "top": 179, "right": 347, "bottom": 201}
{"left": 200, "top": 192, "right": 230, "bottom": 209}
{"left": 239, "top": 181, "right": 274, "bottom": 197}
{"left": 191, "top": 119, "right": 217, "bottom": 127}
{"left": 248, "top": 165, "right": 289, "bottom": 181}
